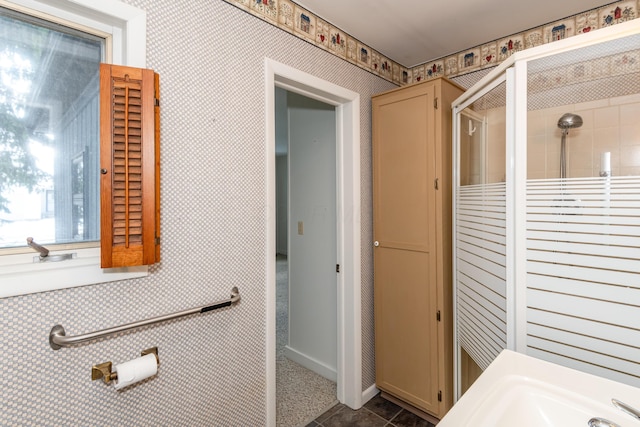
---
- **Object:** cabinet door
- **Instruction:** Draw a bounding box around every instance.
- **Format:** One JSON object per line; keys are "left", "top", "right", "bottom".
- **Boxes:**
{"left": 373, "top": 87, "right": 435, "bottom": 252}
{"left": 372, "top": 84, "right": 440, "bottom": 414}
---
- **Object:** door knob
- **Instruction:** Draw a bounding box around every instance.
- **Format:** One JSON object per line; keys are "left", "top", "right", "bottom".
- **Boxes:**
{"left": 374, "top": 241, "right": 379, "bottom": 247}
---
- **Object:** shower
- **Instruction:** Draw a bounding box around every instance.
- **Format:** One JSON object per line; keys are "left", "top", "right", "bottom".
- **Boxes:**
{"left": 557, "top": 113, "right": 583, "bottom": 179}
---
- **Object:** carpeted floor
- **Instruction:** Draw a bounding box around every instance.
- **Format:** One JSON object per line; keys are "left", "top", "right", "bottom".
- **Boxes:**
{"left": 276, "top": 254, "right": 337, "bottom": 427}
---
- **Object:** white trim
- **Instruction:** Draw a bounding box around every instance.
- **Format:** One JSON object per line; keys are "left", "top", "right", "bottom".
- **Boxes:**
{"left": 451, "top": 106, "right": 461, "bottom": 402}
{"left": 1, "top": 0, "right": 146, "bottom": 67}
{"left": 362, "top": 384, "right": 380, "bottom": 405}
{"left": 0, "top": 0, "right": 148, "bottom": 298}
{"left": 505, "top": 63, "right": 528, "bottom": 353}
{"left": 265, "top": 61, "right": 277, "bottom": 427}
{"left": 265, "top": 57, "right": 362, "bottom": 427}
{"left": 505, "top": 67, "right": 517, "bottom": 351}
{"left": 451, "top": 73, "right": 510, "bottom": 401}
{"left": 284, "top": 345, "right": 337, "bottom": 382}
{"left": 0, "top": 248, "right": 147, "bottom": 298}
{"left": 511, "top": 61, "right": 528, "bottom": 353}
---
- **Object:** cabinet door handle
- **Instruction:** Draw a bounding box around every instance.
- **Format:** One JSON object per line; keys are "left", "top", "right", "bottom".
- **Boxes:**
{"left": 374, "top": 241, "right": 380, "bottom": 247}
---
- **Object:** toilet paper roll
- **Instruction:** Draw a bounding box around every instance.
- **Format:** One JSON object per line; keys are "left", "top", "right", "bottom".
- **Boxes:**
{"left": 113, "top": 353, "right": 158, "bottom": 390}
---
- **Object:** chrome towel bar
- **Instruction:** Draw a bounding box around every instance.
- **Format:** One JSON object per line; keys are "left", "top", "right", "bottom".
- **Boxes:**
{"left": 49, "top": 286, "right": 240, "bottom": 350}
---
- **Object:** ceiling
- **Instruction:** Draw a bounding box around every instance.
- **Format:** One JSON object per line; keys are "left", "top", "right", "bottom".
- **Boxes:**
{"left": 294, "top": 0, "right": 618, "bottom": 68}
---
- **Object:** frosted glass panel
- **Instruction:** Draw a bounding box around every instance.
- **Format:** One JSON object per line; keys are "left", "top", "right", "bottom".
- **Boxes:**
{"left": 454, "top": 20, "right": 640, "bottom": 392}
{"left": 525, "top": 177, "right": 640, "bottom": 386}
{"left": 456, "top": 81, "right": 508, "bottom": 370}
{"left": 522, "top": 27, "right": 640, "bottom": 387}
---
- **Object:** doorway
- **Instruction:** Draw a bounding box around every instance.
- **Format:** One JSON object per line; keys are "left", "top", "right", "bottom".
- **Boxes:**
{"left": 265, "top": 59, "right": 363, "bottom": 427}
{"left": 275, "top": 88, "right": 338, "bottom": 426}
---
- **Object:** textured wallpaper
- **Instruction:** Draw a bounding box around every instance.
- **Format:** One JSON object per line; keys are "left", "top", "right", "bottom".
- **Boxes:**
{"left": 0, "top": 0, "right": 395, "bottom": 425}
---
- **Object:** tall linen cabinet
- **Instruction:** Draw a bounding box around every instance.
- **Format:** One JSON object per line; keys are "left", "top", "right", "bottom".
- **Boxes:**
{"left": 372, "top": 77, "right": 463, "bottom": 420}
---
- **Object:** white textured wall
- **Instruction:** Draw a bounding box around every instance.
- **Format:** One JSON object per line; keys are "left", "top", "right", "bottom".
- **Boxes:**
{"left": 287, "top": 92, "right": 337, "bottom": 378}
{"left": 0, "top": 0, "right": 395, "bottom": 425}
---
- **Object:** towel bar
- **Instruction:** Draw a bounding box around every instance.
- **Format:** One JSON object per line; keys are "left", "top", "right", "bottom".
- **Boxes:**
{"left": 49, "top": 286, "right": 240, "bottom": 350}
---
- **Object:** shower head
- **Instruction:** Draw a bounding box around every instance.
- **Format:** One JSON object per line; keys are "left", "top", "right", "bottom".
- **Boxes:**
{"left": 557, "top": 113, "right": 583, "bottom": 131}
{"left": 558, "top": 113, "right": 583, "bottom": 179}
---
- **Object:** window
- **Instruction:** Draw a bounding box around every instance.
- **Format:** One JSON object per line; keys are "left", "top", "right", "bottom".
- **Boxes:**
{"left": 0, "top": 0, "right": 149, "bottom": 298}
{"left": 0, "top": 6, "right": 104, "bottom": 249}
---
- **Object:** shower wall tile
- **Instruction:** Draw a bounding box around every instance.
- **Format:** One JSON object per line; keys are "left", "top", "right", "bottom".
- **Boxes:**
{"left": 620, "top": 144, "right": 640, "bottom": 167}
{"left": 525, "top": 94, "right": 640, "bottom": 178}
{"left": 546, "top": 151, "right": 561, "bottom": 178}
{"left": 620, "top": 103, "right": 640, "bottom": 128}
{"left": 594, "top": 127, "right": 621, "bottom": 148}
{"left": 527, "top": 134, "right": 547, "bottom": 178}
{"left": 486, "top": 106, "right": 507, "bottom": 183}
{"left": 594, "top": 106, "right": 620, "bottom": 128}
{"left": 621, "top": 124, "right": 640, "bottom": 146}
{"left": 575, "top": 99, "right": 610, "bottom": 113}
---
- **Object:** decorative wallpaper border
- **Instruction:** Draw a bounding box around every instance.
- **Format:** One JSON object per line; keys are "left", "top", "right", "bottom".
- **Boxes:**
{"left": 223, "top": 0, "right": 638, "bottom": 86}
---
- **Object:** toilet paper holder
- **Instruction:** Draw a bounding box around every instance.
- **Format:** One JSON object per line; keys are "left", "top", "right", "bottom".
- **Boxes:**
{"left": 92, "top": 347, "right": 159, "bottom": 385}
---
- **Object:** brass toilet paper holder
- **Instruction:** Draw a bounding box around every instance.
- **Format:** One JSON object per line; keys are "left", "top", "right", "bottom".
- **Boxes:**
{"left": 91, "top": 347, "right": 159, "bottom": 385}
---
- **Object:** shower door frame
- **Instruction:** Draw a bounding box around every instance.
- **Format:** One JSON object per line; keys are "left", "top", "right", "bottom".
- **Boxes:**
{"left": 452, "top": 18, "right": 640, "bottom": 402}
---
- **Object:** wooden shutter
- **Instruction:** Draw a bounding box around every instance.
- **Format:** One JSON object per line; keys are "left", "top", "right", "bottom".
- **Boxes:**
{"left": 100, "top": 64, "right": 160, "bottom": 268}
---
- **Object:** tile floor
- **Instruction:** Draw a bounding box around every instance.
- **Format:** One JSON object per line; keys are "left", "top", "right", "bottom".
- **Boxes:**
{"left": 306, "top": 394, "right": 436, "bottom": 427}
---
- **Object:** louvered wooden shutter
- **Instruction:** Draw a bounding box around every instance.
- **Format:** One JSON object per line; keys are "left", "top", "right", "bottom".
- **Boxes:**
{"left": 100, "top": 64, "right": 160, "bottom": 268}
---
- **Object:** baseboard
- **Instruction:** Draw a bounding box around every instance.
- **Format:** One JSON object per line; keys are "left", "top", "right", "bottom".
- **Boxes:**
{"left": 284, "top": 345, "right": 337, "bottom": 382}
{"left": 362, "top": 384, "right": 380, "bottom": 405}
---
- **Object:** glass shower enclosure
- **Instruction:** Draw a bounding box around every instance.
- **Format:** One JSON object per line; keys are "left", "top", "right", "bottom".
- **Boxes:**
{"left": 452, "top": 18, "right": 640, "bottom": 400}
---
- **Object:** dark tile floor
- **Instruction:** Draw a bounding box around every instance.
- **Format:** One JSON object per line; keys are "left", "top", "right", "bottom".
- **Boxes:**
{"left": 306, "top": 394, "right": 436, "bottom": 427}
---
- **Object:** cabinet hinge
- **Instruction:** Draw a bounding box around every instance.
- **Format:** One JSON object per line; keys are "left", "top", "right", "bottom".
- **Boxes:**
{"left": 437, "top": 310, "right": 441, "bottom": 321}
{"left": 155, "top": 97, "right": 160, "bottom": 107}
{"left": 434, "top": 97, "right": 438, "bottom": 109}
{"left": 438, "top": 390, "right": 442, "bottom": 402}
{"left": 336, "top": 264, "right": 340, "bottom": 273}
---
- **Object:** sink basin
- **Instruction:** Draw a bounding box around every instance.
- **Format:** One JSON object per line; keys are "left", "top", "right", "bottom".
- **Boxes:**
{"left": 439, "top": 350, "right": 640, "bottom": 427}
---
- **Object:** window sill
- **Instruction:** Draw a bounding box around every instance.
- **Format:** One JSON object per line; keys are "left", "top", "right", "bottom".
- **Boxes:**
{"left": 0, "top": 247, "right": 148, "bottom": 298}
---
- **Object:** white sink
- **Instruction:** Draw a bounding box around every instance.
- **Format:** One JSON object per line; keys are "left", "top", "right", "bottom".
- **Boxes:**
{"left": 439, "top": 350, "right": 640, "bottom": 427}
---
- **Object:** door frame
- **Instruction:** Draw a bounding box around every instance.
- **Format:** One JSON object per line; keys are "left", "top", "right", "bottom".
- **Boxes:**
{"left": 265, "top": 58, "right": 362, "bottom": 426}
